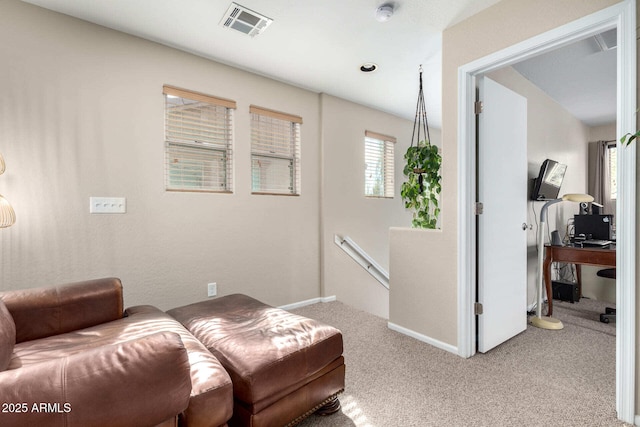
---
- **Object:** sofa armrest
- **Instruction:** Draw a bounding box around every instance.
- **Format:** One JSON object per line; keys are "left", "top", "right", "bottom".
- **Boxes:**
{"left": 0, "top": 331, "right": 192, "bottom": 427}
{"left": 0, "top": 278, "right": 124, "bottom": 343}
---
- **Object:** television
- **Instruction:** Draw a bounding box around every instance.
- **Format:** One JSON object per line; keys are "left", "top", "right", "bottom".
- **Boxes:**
{"left": 530, "top": 159, "right": 567, "bottom": 201}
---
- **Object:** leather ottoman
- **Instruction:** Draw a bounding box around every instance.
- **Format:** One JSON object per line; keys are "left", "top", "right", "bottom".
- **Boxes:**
{"left": 167, "top": 294, "right": 345, "bottom": 427}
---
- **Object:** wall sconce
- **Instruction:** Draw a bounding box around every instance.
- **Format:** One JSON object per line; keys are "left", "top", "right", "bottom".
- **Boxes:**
{"left": 0, "top": 152, "right": 15, "bottom": 228}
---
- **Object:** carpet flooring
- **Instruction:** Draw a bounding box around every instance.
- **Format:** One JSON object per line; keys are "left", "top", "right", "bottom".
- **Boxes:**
{"left": 292, "top": 297, "right": 627, "bottom": 427}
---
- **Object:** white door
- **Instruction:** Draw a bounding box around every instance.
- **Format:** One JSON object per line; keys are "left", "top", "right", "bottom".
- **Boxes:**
{"left": 477, "top": 76, "right": 528, "bottom": 353}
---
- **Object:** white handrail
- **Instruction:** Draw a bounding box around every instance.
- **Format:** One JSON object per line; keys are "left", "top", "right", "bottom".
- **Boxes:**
{"left": 334, "top": 235, "right": 389, "bottom": 289}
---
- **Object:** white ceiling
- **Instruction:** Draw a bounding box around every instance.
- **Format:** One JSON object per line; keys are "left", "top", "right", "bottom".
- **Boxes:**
{"left": 512, "top": 29, "right": 617, "bottom": 127}
{"left": 21, "top": 0, "right": 616, "bottom": 128}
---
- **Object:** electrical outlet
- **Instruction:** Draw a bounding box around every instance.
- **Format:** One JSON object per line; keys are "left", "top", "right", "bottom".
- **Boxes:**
{"left": 207, "top": 283, "right": 217, "bottom": 297}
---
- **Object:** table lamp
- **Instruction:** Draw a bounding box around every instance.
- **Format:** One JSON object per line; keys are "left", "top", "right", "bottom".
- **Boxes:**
{"left": 530, "top": 193, "right": 594, "bottom": 330}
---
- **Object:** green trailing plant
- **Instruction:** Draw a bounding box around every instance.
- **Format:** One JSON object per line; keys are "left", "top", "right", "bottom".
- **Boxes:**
{"left": 620, "top": 130, "right": 640, "bottom": 146}
{"left": 620, "top": 109, "right": 640, "bottom": 145}
{"left": 401, "top": 140, "right": 442, "bottom": 229}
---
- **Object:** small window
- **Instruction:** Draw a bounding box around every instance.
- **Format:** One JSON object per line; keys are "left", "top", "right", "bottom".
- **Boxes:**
{"left": 364, "top": 131, "right": 395, "bottom": 198}
{"left": 608, "top": 144, "right": 617, "bottom": 200}
{"left": 250, "top": 105, "right": 302, "bottom": 195}
{"left": 164, "top": 85, "right": 236, "bottom": 193}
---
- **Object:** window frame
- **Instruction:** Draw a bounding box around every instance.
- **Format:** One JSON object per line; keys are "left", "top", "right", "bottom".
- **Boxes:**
{"left": 163, "top": 85, "right": 236, "bottom": 193}
{"left": 364, "top": 130, "right": 396, "bottom": 199}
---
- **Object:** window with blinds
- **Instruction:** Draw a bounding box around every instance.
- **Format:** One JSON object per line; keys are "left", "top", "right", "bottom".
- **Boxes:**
{"left": 364, "top": 131, "right": 395, "bottom": 198}
{"left": 608, "top": 143, "right": 617, "bottom": 200}
{"left": 250, "top": 105, "right": 302, "bottom": 195}
{"left": 164, "top": 85, "right": 236, "bottom": 193}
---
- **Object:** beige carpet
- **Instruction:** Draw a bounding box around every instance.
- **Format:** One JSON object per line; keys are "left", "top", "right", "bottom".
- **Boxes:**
{"left": 292, "top": 298, "right": 628, "bottom": 427}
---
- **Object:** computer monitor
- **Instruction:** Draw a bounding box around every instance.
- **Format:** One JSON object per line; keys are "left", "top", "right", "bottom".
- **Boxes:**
{"left": 574, "top": 214, "right": 613, "bottom": 240}
{"left": 531, "top": 159, "right": 567, "bottom": 201}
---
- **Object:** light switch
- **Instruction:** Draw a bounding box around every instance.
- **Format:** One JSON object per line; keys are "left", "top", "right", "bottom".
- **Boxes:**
{"left": 89, "top": 197, "right": 126, "bottom": 214}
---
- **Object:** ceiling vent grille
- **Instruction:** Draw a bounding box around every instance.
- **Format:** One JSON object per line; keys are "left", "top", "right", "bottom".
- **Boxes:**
{"left": 594, "top": 29, "right": 617, "bottom": 51}
{"left": 220, "top": 3, "right": 273, "bottom": 37}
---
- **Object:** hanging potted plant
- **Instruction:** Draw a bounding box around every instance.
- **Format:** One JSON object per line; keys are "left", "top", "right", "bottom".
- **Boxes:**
{"left": 401, "top": 66, "right": 442, "bottom": 229}
{"left": 401, "top": 141, "right": 441, "bottom": 228}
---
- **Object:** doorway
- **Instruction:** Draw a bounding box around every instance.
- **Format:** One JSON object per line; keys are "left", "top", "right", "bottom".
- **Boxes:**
{"left": 456, "top": 1, "right": 636, "bottom": 423}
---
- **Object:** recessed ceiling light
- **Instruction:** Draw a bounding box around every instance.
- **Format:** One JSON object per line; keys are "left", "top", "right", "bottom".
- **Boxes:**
{"left": 360, "top": 63, "right": 378, "bottom": 73}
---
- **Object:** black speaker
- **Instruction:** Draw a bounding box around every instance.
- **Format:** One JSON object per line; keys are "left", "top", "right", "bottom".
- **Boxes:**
{"left": 552, "top": 280, "right": 580, "bottom": 303}
{"left": 579, "top": 202, "right": 589, "bottom": 215}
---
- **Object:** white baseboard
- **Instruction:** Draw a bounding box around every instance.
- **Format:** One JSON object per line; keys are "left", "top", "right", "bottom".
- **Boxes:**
{"left": 279, "top": 295, "right": 337, "bottom": 311}
{"left": 387, "top": 321, "right": 458, "bottom": 355}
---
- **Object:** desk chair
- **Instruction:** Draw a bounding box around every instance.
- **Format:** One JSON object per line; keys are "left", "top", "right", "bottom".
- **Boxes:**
{"left": 597, "top": 268, "right": 616, "bottom": 323}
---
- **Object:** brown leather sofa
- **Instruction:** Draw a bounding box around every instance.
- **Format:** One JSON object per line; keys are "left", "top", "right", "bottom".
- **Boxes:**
{"left": 0, "top": 278, "right": 233, "bottom": 427}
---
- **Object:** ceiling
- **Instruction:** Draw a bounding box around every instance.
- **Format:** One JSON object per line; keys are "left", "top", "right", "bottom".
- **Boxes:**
{"left": 512, "top": 28, "right": 617, "bottom": 127}
{"left": 21, "top": 0, "right": 616, "bottom": 128}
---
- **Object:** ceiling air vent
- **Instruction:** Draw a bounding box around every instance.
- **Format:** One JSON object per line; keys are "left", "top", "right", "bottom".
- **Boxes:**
{"left": 593, "top": 29, "right": 617, "bottom": 51}
{"left": 220, "top": 3, "right": 273, "bottom": 37}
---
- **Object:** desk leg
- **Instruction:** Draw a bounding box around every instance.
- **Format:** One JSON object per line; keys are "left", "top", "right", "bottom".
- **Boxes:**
{"left": 543, "top": 250, "right": 553, "bottom": 316}
{"left": 575, "top": 264, "right": 582, "bottom": 298}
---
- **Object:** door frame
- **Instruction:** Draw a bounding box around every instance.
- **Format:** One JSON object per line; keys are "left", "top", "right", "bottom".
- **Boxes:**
{"left": 456, "top": 1, "right": 636, "bottom": 423}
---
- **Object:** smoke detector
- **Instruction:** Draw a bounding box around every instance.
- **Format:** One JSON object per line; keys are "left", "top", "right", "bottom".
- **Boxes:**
{"left": 220, "top": 2, "right": 273, "bottom": 37}
{"left": 375, "top": 3, "right": 395, "bottom": 22}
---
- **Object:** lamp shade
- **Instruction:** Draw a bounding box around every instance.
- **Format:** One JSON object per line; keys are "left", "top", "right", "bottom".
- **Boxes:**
{"left": 0, "top": 153, "right": 5, "bottom": 175}
{"left": 561, "top": 193, "right": 594, "bottom": 203}
{"left": 0, "top": 195, "right": 16, "bottom": 228}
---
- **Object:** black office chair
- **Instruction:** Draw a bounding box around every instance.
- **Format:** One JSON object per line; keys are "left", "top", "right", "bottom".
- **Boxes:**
{"left": 597, "top": 268, "right": 616, "bottom": 323}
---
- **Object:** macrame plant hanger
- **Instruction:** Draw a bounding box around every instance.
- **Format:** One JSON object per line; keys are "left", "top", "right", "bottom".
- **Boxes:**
{"left": 410, "top": 65, "right": 432, "bottom": 192}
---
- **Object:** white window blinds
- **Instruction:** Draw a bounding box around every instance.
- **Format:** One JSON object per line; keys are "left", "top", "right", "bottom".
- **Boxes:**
{"left": 164, "top": 85, "right": 236, "bottom": 193}
{"left": 608, "top": 144, "right": 617, "bottom": 200}
{"left": 364, "top": 131, "right": 395, "bottom": 198}
{"left": 250, "top": 105, "right": 302, "bottom": 195}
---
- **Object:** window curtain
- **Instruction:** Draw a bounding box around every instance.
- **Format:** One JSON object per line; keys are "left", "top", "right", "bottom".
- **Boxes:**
{"left": 588, "top": 140, "right": 614, "bottom": 215}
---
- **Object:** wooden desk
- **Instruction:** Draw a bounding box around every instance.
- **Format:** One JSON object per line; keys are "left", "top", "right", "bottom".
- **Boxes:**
{"left": 543, "top": 244, "right": 616, "bottom": 316}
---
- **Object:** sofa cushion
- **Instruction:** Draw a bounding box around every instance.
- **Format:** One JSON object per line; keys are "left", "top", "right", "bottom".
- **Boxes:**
{"left": 0, "top": 300, "right": 16, "bottom": 371}
{"left": 0, "top": 331, "right": 192, "bottom": 427}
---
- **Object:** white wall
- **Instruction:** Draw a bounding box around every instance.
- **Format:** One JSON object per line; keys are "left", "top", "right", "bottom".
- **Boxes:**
{"left": 0, "top": 0, "right": 416, "bottom": 313}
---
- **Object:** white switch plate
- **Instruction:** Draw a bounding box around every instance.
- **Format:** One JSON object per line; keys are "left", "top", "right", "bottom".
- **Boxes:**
{"left": 207, "top": 283, "right": 217, "bottom": 297}
{"left": 90, "top": 197, "right": 126, "bottom": 214}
